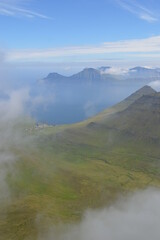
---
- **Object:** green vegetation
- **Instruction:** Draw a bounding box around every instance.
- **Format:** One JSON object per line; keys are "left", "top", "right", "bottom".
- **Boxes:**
{"left": 0, "top": 86, "right": 160, "bottom": 240}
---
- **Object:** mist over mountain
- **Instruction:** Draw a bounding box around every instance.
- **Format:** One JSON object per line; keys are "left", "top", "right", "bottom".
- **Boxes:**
{"left": 38, "top": 189, "right": 160, "bottom": 240}
{"left": 3, "top": 65, "right": 159, "bottom": 126}
{"left": 1, "top": 84, "right": 160, "bottom": 239}
{"left": 43, "top": 66, "right": 160, "bottom": 84}
{"left": 31, "top": 66, "right": 160, "bottom": 125}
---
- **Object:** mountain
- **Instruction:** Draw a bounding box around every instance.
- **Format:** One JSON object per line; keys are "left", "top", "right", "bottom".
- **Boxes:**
{"left": 129, "top": 66, "right": 160, "bottom": 80}
{"left": 43, "top": 68, "right": 104, "bottom": 85}
{"left": 85, "top": 85, "right": 156, "bottom": 122}
{"left": 38, "top": 67, "right": 160, "bottom": 125}
{"left": 70, "top": 68, "right": 102, "bottom": 81}
{"left": 38, "top": 67, "right": 122, "bottom": 124}
{"left": 42, "top": 67, "right": 124, "bottom": 84}
{"left": 1, "top": 85, "right": 160, "bottom": 239}
{"left": 43, "top": 72, "right": 67, "bottom": 83}
{"left": 106, "top": 90, "right": 160, "bottom": 139}
{"left": 42, "top": 66, "right": 160, "bottom": 85}
{"left": 119, "top": 85, "right": 156, "bottom": 107}
{"left": 87, "top": 85, "right": 159, "bottom": 140}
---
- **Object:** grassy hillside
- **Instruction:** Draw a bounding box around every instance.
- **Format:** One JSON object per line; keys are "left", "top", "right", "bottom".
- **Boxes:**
{"left": 0, "top": 86, "right": 160, "bottom": 240}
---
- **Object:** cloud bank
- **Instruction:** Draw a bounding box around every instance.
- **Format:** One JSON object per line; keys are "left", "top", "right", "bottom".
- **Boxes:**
{"left": 148, "top": 80, "right": 160, "bottom": 91}
{"left": 100, "top": 66, "right": 129, "bottom": 75}
{"left": 37, "top": 188, "right": 160, "bottom": 240}
{"left": 0, "top": 88, "right": 31, "bottom": 204}
{"left": 5, "top": 35, "right": 160, "bottom": 62}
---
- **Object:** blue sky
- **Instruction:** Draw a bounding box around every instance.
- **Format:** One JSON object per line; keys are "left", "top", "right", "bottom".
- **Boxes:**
{"left": 1, "top": 0, "right": 160, "bottom": 66}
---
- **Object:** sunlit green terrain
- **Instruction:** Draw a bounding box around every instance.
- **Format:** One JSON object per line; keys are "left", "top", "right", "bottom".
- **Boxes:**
{"left": 0, "top": 86, "right": 160, "bottom": 240}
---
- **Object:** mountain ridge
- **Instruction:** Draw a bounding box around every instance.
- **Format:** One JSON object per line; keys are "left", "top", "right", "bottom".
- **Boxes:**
{"left": 42, "top": 66, "right": 160, "bottom": 84}
{"left": 80, "top": 85, "right": 156, "bottom": 124}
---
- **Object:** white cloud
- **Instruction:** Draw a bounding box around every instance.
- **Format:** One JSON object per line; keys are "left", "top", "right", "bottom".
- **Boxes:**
{"left": 0, "top": 0, "right": 51, "bottom": 19}
{"left": 5, "top": 35, "right": 160, "bottom": 62}
{"left": 0, "top": 89, "right": 29, "bottom": 122}
{"left": 148, "top": 80, "right": 160, "bottom": 91}
{"left": 100, "top": 67, "right": 129, "bottom": 75}
{"left": 0, "top": 88, "right": 31, "bottom": 204}
{"left": 116, "top": 0, "right": 158, "bottom": 23}
{"left": 37, "top": 189, "right": 160, "bottom": 240}
{"left": 140, "top": 14, "right": 157, "bottom": 23}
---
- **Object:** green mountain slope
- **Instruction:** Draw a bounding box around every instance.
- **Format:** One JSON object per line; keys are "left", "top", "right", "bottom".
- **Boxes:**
{"left": 0, "top": 86, "right": 160, "bottom": 240}
{"left": 76, "top": 85, "right": 156, "bottom": 123}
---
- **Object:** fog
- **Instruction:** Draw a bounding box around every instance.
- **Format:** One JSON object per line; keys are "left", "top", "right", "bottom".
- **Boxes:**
{"left": 0, "top": 88, "right": 33, "bottom": 204}
{"left": 2, "top": 59, "right": 160, "bottom": 125}
{"left": 0, "top": 61, "right": 155, "bottom": 124}
{"left": 149, "top": 80, "right": 160, "bottom": 91}
{"left": 37, "top": 188, "right": 160, "bottom": 240}
{"left": 0, "top": 63, "right": 160, "bottom": 239}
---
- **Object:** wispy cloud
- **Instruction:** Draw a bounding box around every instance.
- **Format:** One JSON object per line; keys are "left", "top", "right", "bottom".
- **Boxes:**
{"left": 0, "top": 0, "right": 51, "bottom": 19}
{"left": 5, "top": 35, "right": 160, "bottom": 62}
{"left": 116, "top": 0, "right": 158, "bottom": 23}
